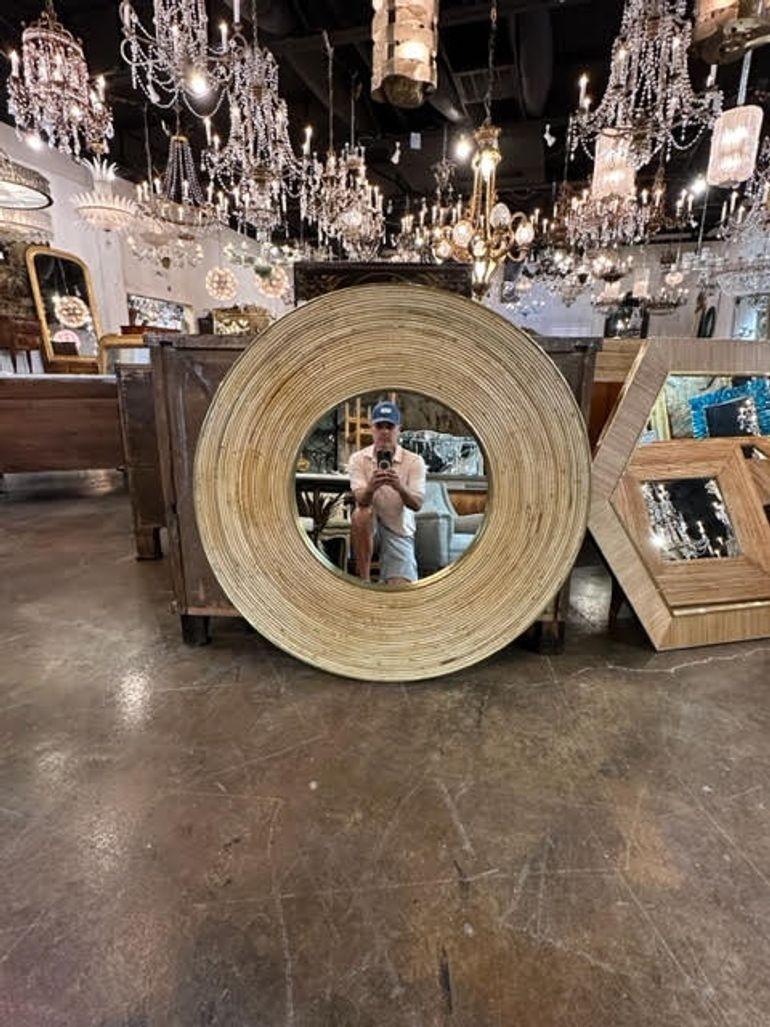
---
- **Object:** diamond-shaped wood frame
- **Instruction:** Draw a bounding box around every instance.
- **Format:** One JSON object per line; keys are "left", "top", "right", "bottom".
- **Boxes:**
{"left": 590, "top": 337, "right": 770, "bottom": 651}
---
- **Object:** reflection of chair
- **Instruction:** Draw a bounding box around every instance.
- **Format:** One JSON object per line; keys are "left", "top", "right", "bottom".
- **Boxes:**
{"left": 319, "top": 497, "right": 352, "bottom": 571}
{"left": 414, "top": 482, "right": 482, "bottom": 574}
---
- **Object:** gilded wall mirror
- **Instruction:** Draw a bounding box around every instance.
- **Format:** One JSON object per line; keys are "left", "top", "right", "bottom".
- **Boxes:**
{"left": 294, "top": 390, "right": 488, "bottom": 586}
{"left": 26, "top": 245, "right": 101, "bottom": 368}
{"left": 195, "top": 284, "right": 590, "bottom": 682}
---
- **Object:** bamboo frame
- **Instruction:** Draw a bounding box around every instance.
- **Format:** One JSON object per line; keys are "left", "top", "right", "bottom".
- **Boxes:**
{"left": 25, "top": 245, "right": 102, "bottom": 369}
{"left": 194, "top": 284, "right": 591, "bottom": 682}
{"left": 591, "top": 337, "right": 770, "bottom": 650}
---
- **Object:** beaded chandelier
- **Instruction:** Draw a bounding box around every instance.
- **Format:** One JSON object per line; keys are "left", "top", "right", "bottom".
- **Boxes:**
{"left": 300, "top": 35, "right": 384, "bottom": 259}
{"left": 7, "top": 1, "right": 113, "bottom": 157}
{"left": 202, "top": 2, "right": 301, "bottom": 241}
{"left": 119, "top": 0, "right": 235, "bottom": 115}
{"left": 569, "top": 0, "right": 722, "bottom": 169}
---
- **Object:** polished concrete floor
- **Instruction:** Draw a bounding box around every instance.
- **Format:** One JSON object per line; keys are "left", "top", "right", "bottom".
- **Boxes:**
{"left": 2, "top": 472, "right": 770, "bottom": 1026}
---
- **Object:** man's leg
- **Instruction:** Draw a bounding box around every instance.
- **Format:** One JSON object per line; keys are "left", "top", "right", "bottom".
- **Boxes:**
{"left": 351, "top": 505, "right": 374, "bottom": 581}
{"left": 380, "top": 526, "right": 419, "bottom": 586}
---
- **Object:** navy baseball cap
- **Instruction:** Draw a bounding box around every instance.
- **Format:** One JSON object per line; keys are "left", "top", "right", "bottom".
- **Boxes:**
{"left": 371, "top": 401, "right": 401, "bottom": 426}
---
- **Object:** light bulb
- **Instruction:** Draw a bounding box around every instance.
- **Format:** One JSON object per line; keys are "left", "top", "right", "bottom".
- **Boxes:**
{"left": 187, "top": 68, "right": 210, "bottom": 97}
{"left": 478, "top": 148, "right": 498, "bottom": 182}
{"left": 455, "top": 135, "right": 472, "bottom": 162}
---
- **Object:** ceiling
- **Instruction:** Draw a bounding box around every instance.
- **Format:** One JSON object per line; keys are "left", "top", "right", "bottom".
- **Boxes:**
{"left": 1, "top": 0, "right": 767, "bottom": 230}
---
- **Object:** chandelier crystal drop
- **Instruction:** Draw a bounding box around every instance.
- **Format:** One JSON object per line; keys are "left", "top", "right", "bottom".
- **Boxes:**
{"left": 71, "top": 159, "right": 139, "bottom": 233}
{"left": 569, "top": 0, "right": 722, "bottom": 169}
{"left": 119, "top": 0, "right": 234, "bottom": 115}
{"left": 7, "top": 1, "right": 113, "bottom": 158}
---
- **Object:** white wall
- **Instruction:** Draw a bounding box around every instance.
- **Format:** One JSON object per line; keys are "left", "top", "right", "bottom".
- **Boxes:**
{"left": 1, "top": 122, "right": 289, "bottom": 334}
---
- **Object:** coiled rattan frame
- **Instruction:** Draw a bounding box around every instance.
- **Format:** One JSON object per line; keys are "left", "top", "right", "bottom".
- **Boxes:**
{"left": 194, "top": 285, "right": 590, "bottom": 681}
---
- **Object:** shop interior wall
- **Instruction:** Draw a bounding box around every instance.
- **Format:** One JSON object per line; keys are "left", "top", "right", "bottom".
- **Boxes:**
{"left": 1, "top": 122, "right": 290, "bottom": 340}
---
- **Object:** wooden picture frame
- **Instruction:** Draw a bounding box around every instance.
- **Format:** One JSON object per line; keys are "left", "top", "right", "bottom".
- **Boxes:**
{"left": 25, "top": 245, "right": 102, "bottom": 371}
{"left": 591, "top": 337, "right": 770, "bottom": 650}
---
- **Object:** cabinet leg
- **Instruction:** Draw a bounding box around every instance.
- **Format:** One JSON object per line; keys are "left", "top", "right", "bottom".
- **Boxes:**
{"left": 136, "top": 526, "right": 162, "bottom": 560}
{"left": 181, "top": 614, "right": 210, "bottom": 646}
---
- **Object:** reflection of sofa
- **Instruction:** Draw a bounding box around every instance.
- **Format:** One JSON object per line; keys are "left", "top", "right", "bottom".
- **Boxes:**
{"left": 415, "top": 481, "right": 483, "bottom": 574}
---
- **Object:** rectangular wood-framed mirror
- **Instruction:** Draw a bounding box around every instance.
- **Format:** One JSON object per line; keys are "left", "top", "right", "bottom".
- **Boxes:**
{"left": 25, "top": 245, "right": 102, "bottom": 370}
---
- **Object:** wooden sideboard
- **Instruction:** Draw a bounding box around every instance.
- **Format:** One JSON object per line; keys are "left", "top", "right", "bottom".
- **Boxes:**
{"left": 0, "top": 373, "right": 122, "bottom": 475}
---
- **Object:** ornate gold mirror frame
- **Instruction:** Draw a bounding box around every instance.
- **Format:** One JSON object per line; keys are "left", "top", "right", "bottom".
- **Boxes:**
{"left": 194, "top": 284, "right": 591, "bottom": 682}
{"left": 25, "top": 245, "right": 102, "bottom": 369}
{"left": 591, "top": 337, "right": 770, "bottom": 650}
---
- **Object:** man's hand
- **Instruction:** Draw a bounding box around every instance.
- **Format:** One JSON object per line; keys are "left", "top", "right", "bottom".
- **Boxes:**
{"left": 356, "top": 469, "right": 394, "bottom": 507}
{"left": 376, "top": 468, "right": 402, "bottom": 492}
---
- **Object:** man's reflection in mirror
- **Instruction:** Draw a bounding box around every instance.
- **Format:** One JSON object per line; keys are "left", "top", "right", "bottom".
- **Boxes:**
{"left": 348, "top": 401, "right": 426, "bottom": 584}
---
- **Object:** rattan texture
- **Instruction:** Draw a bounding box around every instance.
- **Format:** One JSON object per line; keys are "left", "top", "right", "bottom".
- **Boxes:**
{"left": 194, "top": 284, "right": 591, "bottom": 681}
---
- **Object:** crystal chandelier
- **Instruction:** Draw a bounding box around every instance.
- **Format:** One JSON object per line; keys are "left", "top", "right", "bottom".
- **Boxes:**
{"left": 300, "top": 35, "right": 385, "bottom": 259}
{"left": 371, "top": 0, "right": 438, "bottom": 109}
{"left": 500, "top": 274, "right": 546, "bottom": 317}
{"left": 393, "top": 144, "right": 460, "bottom": 263}
{"left": 7, "top": 1, "right": 113, "bottom": 157}
{"left": 719, "top": 137, "right": 770, "bottom": 244}
{"left": 565, "top": 179, "right": 665, "bottom": 251}
{"left": 430, "top": 2, "right": 534, "bottom": 297}
{"left": 135, "top": 130, "right": 222, "bottom": 235}
{"left": 392, "top": 199, "right": 432, "bottom": 262}
{"left": 202, "top": 3, "right": 301, "bottom": 241}
{"left": 643, "top": 480, "right": 738, "bottom": 560}
{"left": 592, "top": 280, "right": 626, "bottom": 313}
{"left": 126, "top": 119, "right": 221, "bottom": 269}
{"left": 71, "top": 159, "right": 139, "bottom": 232}
{"left": 645, "top": 280, "right": 689, "bottom": 313}
{"left": 591, "top": 249, "right": 634, "bottom": 283}
{"left": 712, "top": 254, "right": 770, "bottom": 296}
{"left": 125, "top": 222, "right": 204, "bottom": 270}
{"left": 119, "top": 0, "right": 236, "bottom": 115}
{"left": 569, "top": 0, "right": 722, "bottom": 169}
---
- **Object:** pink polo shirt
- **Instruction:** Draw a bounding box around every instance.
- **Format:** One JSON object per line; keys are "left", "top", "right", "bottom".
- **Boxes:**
{"left": 348, "top": 444, "right": 427, "bottom": 538}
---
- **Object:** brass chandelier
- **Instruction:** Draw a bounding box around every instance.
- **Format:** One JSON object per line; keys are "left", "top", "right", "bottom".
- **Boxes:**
{"left": 432, "top": 0, "right": 534, "bottom": 297}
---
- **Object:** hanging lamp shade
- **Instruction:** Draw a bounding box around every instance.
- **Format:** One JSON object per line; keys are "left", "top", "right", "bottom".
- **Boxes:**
{"left": 0, "top": 148, "right": 52, "bottom": 210}
{"left": 590, "top": 131, "right": 636, "bottom": 201}
{"left": 707, "top": 104, "right": 764, "bottom": 188}
{"left": 694, "top": 0, "right": 770, "bottom": 63}
{"left": 371, "top": 0, "right": 438, "bottom": 109}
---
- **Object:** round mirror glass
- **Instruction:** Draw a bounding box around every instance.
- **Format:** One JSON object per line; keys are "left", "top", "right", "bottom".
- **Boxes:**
{"left": 294, "top": 391, "right": 489, "bottom": 586}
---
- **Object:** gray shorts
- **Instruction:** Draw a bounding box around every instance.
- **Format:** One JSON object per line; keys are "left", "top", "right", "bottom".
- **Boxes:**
{"left": 374, "top": 522, "right": 418, "bottom": 582}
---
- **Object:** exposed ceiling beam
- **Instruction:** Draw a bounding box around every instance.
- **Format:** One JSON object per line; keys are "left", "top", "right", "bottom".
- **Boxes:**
{"left": 269, "top": 0, "right": 592, "bottom": 53}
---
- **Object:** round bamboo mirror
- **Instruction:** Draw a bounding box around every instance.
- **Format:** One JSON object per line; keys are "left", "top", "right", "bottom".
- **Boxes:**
{"left": 194, "top": 284, "right": 590, "bottom": 682}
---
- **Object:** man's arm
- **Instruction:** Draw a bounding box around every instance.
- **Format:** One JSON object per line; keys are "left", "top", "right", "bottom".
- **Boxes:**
{"left": 350, "top": 453, "right": 385, "bottom": 508}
